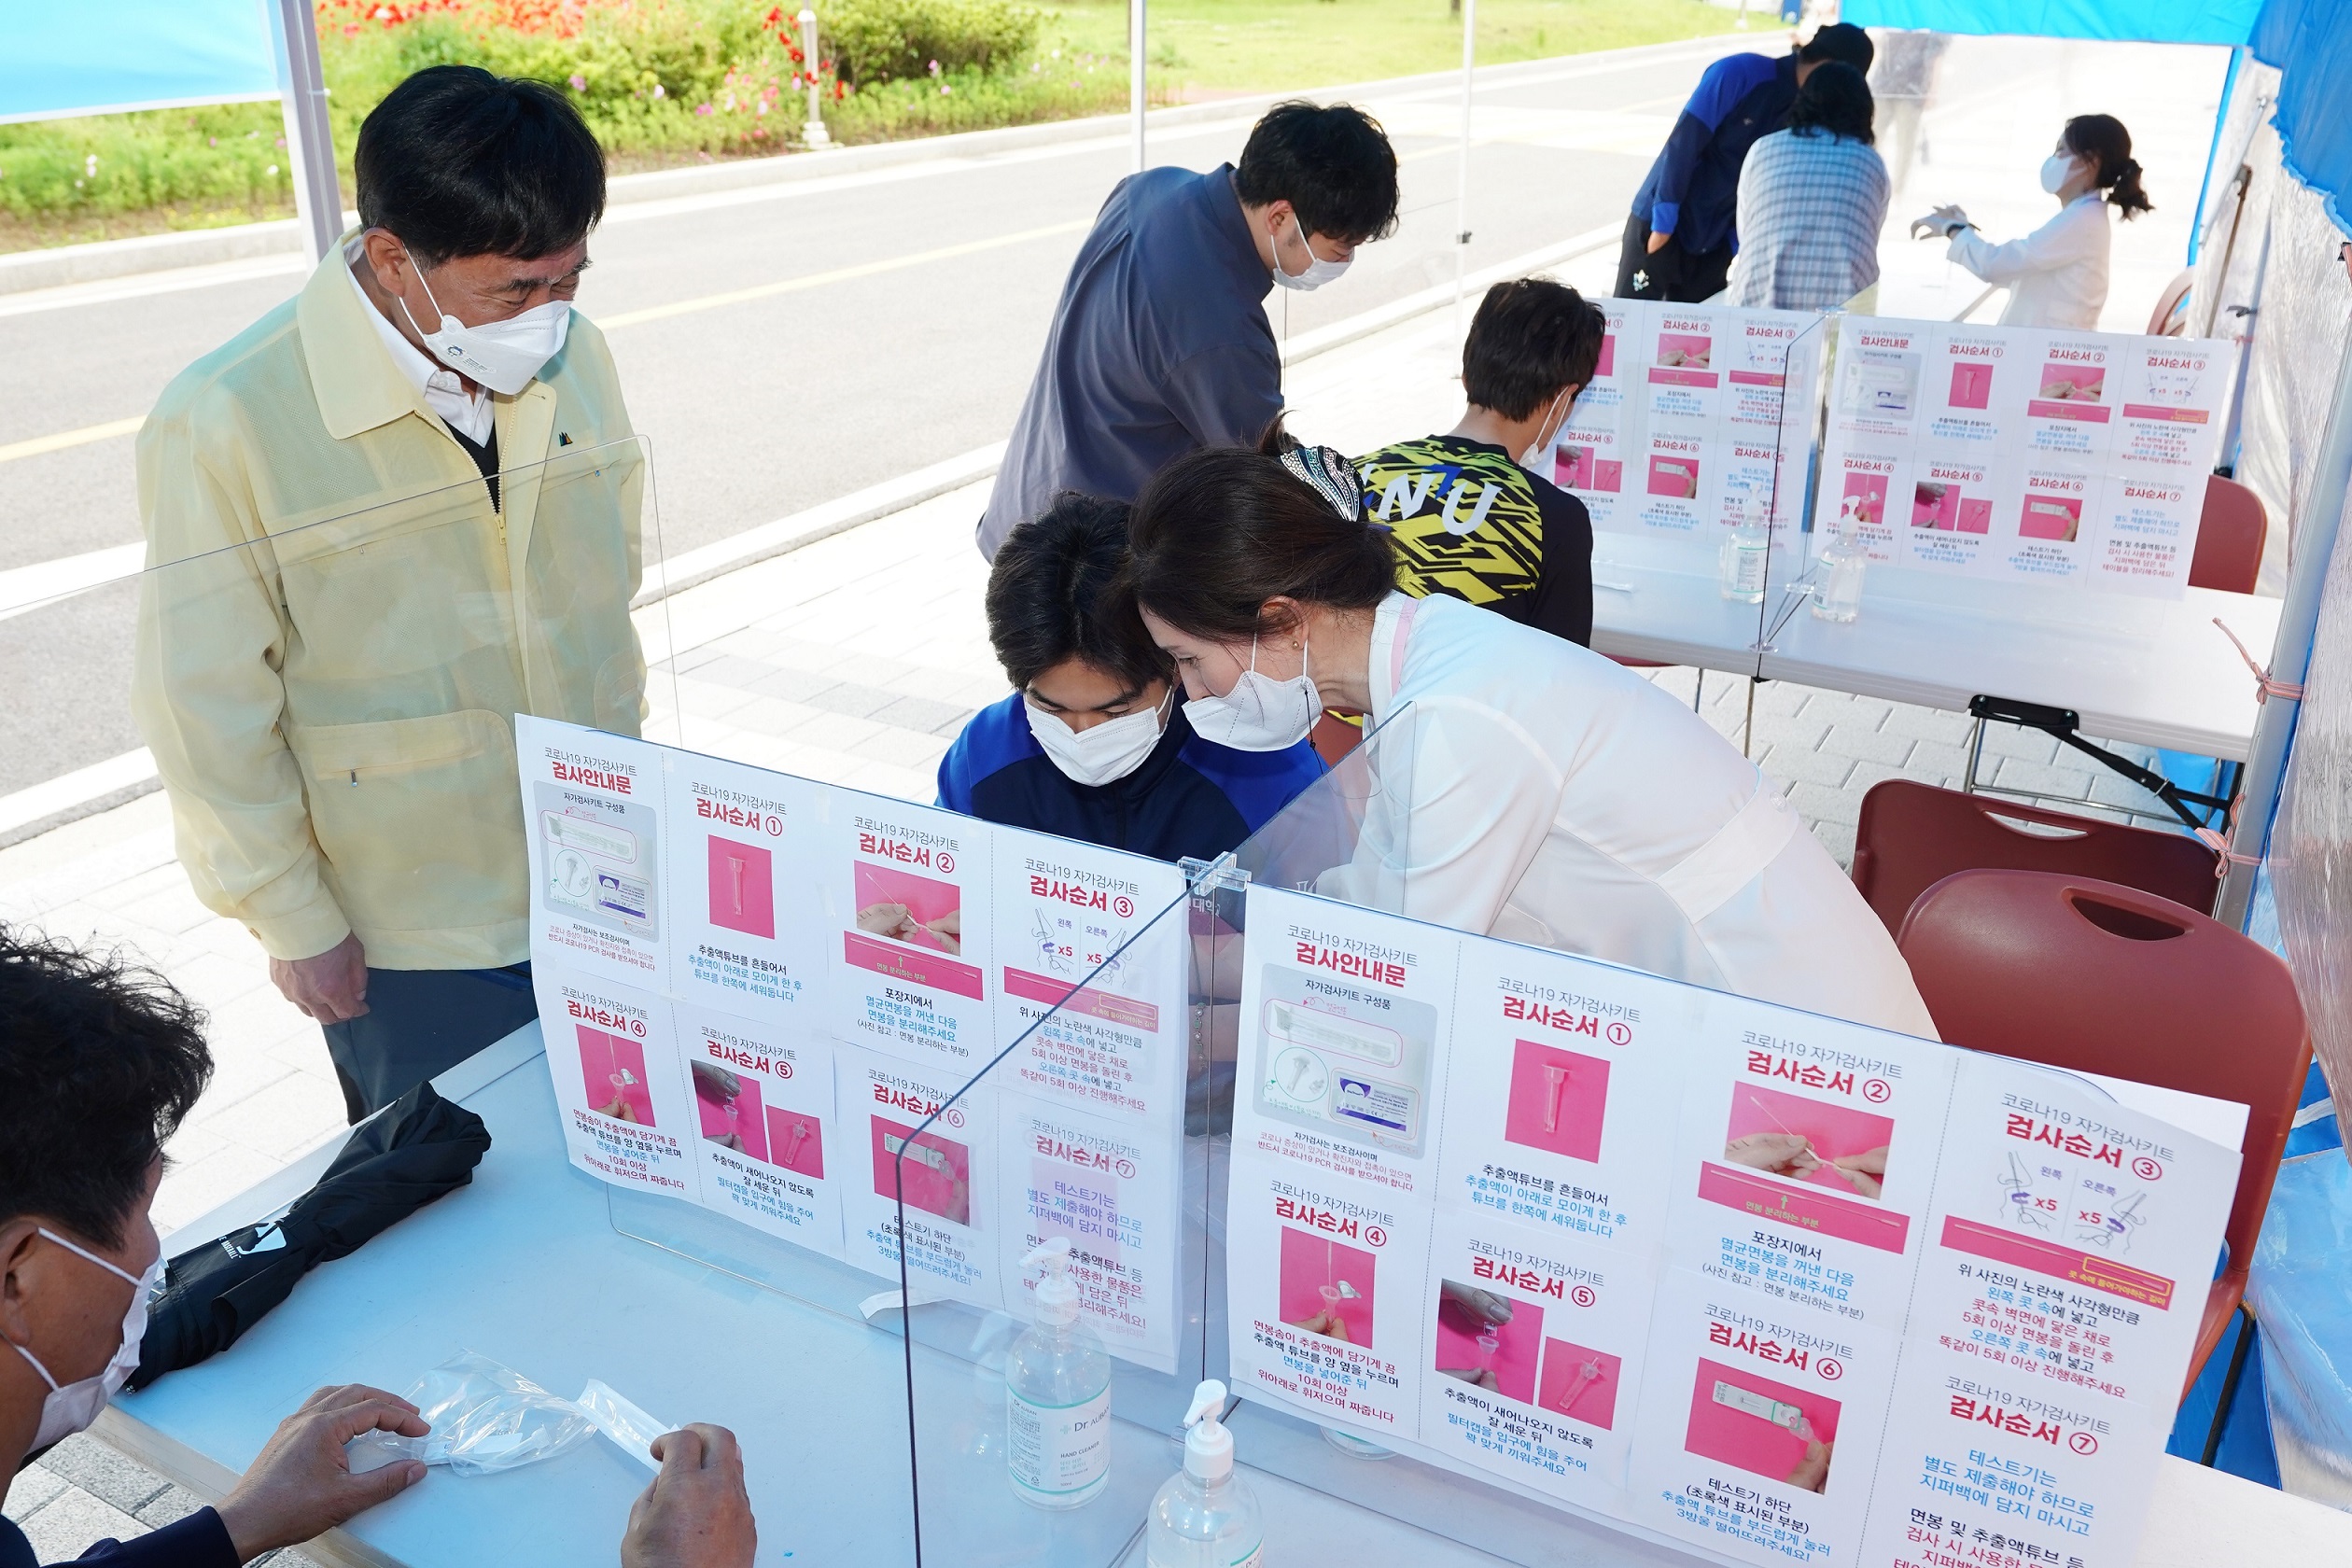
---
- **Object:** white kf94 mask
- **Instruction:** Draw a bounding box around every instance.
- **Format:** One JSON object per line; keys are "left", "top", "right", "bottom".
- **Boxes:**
{"left": 1182, "top": 634, "right": 1322, "bottom": 751}
{"left": 1272, "top": 214, "right": 1351, "bottom": 292}
{"left": 401, "top": 266, "right": 573, "bottom": 395}
{"left": 1026, "top": 688, "right": 1171, "bottom": 786}
{"left": 9, "top": 1228, "right": 163, "bottom": 1450}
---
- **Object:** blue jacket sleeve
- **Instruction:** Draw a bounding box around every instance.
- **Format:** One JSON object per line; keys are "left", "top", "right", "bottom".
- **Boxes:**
{"left": 936, "top": 723, "right": 978, "bottom": 813}
{"left": 1648, "top": 54, "right": 1771, "bottom": 236}
{"left": 62, "top": 1508, "right": 239, "bottom": 1568}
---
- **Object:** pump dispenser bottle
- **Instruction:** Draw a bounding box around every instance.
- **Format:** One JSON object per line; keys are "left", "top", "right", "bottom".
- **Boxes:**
{"left": 1148, "top": 1380, "right": 1264, "bottom": 1567}
{"left": 1005, "top": 1239, "right": 1113, "bottom": 1509}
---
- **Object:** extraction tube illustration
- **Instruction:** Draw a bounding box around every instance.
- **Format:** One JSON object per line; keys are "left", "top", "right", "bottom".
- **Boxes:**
{"left": 1543, "top": 1063, "right": 1569, "bottom": 1134}
{"left": 779, "top": 1117, "right": 812, "bottom": 1170}
{"left": 1556, "top": 1359, "right": 1603, "bottom": 1418}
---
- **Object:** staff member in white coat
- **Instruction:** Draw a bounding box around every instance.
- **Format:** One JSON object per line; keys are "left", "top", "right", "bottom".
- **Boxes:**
{"left": 1911, "top": 114, "right": 2150, "bottom": 329}
{"left": 1125, "top": 430, "right": 1936, "bottom": 1039}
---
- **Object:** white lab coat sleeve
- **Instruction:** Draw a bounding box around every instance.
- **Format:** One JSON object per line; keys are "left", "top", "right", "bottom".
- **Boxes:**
{"left": 1317, "top": 695, "right": 1560, "bottom": 935}
{"left": 1945, "top": 204, "right": 2102, "bottom": 286}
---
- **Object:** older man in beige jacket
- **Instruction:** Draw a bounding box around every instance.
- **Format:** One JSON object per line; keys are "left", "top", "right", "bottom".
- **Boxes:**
{"left": 134, "top": 65, "right": 644, "bottom": 1119}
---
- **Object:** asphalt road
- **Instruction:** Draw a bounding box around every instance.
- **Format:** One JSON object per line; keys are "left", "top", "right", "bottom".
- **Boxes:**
{"left": 0, "top": 34, "right": 1743, "bottom": 805}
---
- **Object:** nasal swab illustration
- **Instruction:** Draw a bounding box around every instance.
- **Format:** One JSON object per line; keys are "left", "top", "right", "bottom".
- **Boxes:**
{"left": 1998, "top": 1152, "right": 2051, "bottom": 1229}
{"left": 1713, "top": 1381, "right": 1813, "bottom": 1441}
{"left": 1542, "top": 1064, "right": 1569, "bottom": 1134}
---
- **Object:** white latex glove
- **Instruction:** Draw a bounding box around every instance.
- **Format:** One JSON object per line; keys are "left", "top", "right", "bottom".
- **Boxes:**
{"left": 1910, "top": 203, "right": 1970, "bottom": 241}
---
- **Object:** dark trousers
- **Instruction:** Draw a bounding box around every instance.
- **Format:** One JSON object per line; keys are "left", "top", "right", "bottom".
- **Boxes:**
{"left": 322, "top": 964, "right": 539, "bottom": 1123}
{"left": 1613, "top": 210, "right": 1734, "bottom": 302}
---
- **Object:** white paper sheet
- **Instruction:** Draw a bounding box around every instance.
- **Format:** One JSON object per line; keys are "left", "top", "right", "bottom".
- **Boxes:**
{"left": 662, "top": 750, "right": 825, "bottom": 1023}
{"left": 531, "top": 962, "right": 698, "bottom": 1202}
{"left": 676, "top": 1003, "right": 846, "bottom": 1260}
{"left": 517, "top": 717, "right": 670, "bottom": 988}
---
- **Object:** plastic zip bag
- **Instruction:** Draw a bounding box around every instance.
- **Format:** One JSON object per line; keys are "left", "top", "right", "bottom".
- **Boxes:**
{"left": 348, "top": 1351, "right": 595, "bottom": 1477}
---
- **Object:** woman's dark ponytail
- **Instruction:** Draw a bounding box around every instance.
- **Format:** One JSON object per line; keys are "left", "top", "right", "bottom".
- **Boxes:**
{"left": 2064, "top": 114, "right": 2152, "bottom": 221}
{"left": 1127, "top": 418, "right": 1396, "bottom": 641}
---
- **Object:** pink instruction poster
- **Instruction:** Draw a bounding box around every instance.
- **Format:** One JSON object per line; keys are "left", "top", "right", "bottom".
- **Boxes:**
{"left": 679, "top": 1003, "right": 845, "bottom": 1259}
{"left": 1663, "top": 991, "right": 1956, "bottom": 1333}
{"left": 663, "top": 751, "right": 823, "bottom": 1022}
{"left": 987, "top": 829, "right": 1188, "bottom": 1122}
{"left": 1641, "top": 308, "right": 1726, "bottom": 431}
{"left": 1627, "top": 1269, "right": 1901, "bottom": 1566}
{"left": 998, "top": 1095, "right": 1182, "bottom": 1373}
{"left": 837, "top": 1045, "right": 1002, "bottom": 1311}
{"left": 1414, "top": 1211, "right": 1656, "bottom": 1514}
{"left": 1225, "top": 1151, "right": 1433, "bottom": 1442}
{"left": 1432, "top": 940, "right": 1691, "bottom": 1257}
{"left": 1552, "top": 298, "right": 1637, "bottom": 533}
{"left": 1817, "top": 319, "right": 2229, "bottom": 597}
{"left": 819, "top": 795, "right": 996, "bottom": 1071}
{"left": 531, "top": 962, "right": 697, "bottom": 1201}
{"left": 518, "top": 716, "right": 667, "bottom": 989}
{"left": 1230, "top": 886, "right": 1462, "bottom": 1200}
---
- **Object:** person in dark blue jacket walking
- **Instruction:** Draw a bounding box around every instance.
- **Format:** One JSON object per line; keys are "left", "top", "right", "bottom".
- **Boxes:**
{"left": 939, "top": 495, "right": 1324, "bottom": 863}
{"left": 1615, "top": 23, "right": 1874, "bottom": 303}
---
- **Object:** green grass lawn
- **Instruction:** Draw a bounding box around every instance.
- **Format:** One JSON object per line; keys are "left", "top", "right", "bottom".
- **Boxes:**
{"left": 1051, "top": 0, "right": 1740, "bottom": 97}
{"left": 0, "top": 0, "right": 1737, "bottom": 250}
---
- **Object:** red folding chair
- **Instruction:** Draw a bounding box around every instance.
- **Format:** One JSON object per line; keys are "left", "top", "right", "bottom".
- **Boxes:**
{"left": 1852, "top": 780, "right": 2219, "bottom": 933}
{"left": 1897, "top": 870, "right": 2311, "bottom": 1421}
{"left": 2191, "top": 475, "right": 2266, "bottom": 595}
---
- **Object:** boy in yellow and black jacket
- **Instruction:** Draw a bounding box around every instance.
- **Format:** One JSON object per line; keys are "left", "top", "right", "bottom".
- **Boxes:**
{"left": 1356, "top": 277, "right": 1606, "bottom": 647}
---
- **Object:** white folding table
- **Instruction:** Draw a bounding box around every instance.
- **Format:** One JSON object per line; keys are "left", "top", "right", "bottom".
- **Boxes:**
{"left": 93, "top": 1027, "right": 2347, "bottom": 1567}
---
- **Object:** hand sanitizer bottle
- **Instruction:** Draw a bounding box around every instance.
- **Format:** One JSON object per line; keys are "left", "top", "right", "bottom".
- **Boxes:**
{"left": 1811, "top": 512, "right": 1868, "bottom": 623}
{"left": 1005, "top": 1239, "right": 1112, "bottom": 1509}
{"left": 1148, "top": 1380, "right": 1264, "bottom": 1567}
{"left": 1718, "top": 488, "right": 1769, "bottom": 604}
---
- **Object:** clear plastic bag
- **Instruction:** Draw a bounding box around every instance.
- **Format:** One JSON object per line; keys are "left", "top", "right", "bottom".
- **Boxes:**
{"left": 347, "top": 1351, "right": 595, "bottom": 1477}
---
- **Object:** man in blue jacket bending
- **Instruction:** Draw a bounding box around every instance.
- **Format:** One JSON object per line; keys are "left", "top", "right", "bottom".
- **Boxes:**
{"left": 1615, "top": 23, "right": 1875, "bottom": 303}
{"left": 939, "top": 495, "right": 1324, "bottom": 863}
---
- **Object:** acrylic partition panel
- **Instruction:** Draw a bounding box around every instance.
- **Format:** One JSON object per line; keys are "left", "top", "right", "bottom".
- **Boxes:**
{"left": 528, "top": 703, "right": 1214, "bottom": 1567}
{"left": 1544, "top": 299, "right": 1831, "bottom": 679}
{"left": 891, "top": 877, "right": 1211, "bottom": 1568}
{"left": 1799, "top": 315, "right": 2239, "bottom": 626}
{"left": 133, "top": 437, "right": 675, "bottom": 973}
{"left": 1203, "top": 707, "right": 2246, "bottom": 1568}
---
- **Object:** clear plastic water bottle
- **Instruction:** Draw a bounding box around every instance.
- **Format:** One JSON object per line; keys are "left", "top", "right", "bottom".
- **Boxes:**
{"left": 1811, "top": 514, "right": 1868, "bottom": 623}
{"left": 1718, "top": 490, "right": 1769, "bottom": 604}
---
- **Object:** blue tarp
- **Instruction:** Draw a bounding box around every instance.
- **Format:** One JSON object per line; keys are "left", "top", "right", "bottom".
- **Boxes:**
{"left": 0, "top": 0, "right": 280, "bottom": 124}
{"left": 2249, "top": 0, "right": 2352, "bottom": 231}
{"left": 1842, "top": 0, "right": 2265, "bottom": 45}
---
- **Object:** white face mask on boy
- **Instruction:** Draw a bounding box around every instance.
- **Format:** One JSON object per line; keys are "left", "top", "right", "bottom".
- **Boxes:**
{"left": 10, "top": 1228, "right": 163, "bottom": 1450}
{"left": 1272, "top": 214, "right": 1351, "bottom": 293}
{"left": 1026, "top": 688, "right": 1171, "bottom": 787}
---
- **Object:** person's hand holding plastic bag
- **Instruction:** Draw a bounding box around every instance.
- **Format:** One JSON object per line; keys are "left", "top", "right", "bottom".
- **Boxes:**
{"left": 347, "top": 1351, "right": 595, "bottom": 1477}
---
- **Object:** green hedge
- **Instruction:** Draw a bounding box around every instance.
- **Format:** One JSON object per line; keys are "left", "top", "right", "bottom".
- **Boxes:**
{"left": 826, "top": 0, "right": 1042, "bottom": 86}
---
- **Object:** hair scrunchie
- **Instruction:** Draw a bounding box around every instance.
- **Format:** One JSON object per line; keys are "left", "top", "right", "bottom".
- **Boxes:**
{"left": 1278, "top": 441, "right": 1385, "bottom": 529}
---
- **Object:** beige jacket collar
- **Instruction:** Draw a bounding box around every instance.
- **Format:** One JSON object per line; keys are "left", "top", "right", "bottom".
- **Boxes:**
{"left": 298, "top": 236, "right": 440, "bottom": 442}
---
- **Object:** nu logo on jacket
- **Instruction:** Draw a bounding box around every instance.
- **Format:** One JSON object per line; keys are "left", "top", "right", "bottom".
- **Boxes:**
{"left": 1359, "top": 439, "right": 1544, "bottom": 610}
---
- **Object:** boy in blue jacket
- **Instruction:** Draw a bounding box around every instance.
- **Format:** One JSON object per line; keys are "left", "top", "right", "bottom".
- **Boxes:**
{"left": 938, "top": 495, "right": 1324, "bottom": 861}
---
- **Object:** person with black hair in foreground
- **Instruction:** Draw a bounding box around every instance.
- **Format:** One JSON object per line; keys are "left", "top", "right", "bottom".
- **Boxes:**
{"left": 1912, "top": 114, "right": 2151, "bottom": 329}
{"left": 939, "top": 495, "right": 1324, "bottom": 861}
{"left": 976, "top": 101, "right": 1400, "bottom": 560}
{"left": 0, "top": 931, "right": 756, "bottom": 1566}
{"left": 133, "top": 65, "right": 645, "bottom": 1126}
{"left": 1125, "top": 432, "right": 1938, "bottom": 1039}
{"left": 1729, "top": 63, "right": 1890, "bottom": 312}
{"left": 1355, "top": 279, "right": 1604, "bottom": 648}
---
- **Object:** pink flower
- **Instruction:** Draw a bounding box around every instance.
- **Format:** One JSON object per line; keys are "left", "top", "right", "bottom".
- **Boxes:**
{"left": 569, "top": 73, "right": 587, "bottom": 90}
{"left": 694, "top": 102, "right": 713, "bottom": 116}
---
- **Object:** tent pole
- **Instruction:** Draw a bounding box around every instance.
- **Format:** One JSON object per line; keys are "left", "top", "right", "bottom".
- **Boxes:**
{"left": 1453, "top": 0, "right": 1475, "bottom": 335}
{"left": 273, "top": 0, "right": 341, "bottom": 265}
{"left": 1129, "top": 0, "right": 1147, "bottom": 174}
{"left": 2214, "top": 333, "right": 2352, "bottom": 928}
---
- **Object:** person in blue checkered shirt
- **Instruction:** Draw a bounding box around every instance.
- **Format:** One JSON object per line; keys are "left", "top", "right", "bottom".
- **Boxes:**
{"left": 1729, "top": 63, "right": 1891, "bottom": 312}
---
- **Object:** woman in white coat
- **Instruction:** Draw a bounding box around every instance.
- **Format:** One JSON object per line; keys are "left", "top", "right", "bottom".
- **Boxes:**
{"left": 1913, "top": 114, "right": 2151, "bottom": 329}
{"left": 1127, "top": 431, "right": 1938, "bottom": 1040}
